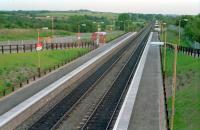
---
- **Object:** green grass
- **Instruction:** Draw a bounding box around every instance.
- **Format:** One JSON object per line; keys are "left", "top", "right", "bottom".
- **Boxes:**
{"left": 36, "top": 11, "right": 118, "bottom": 20}
{"left": 0, "top": 48, "right": 89, "bottom": 91}
{"left": 165, "top": 49, "right": 200, "bottom": 130}
{"left": 165, "top": 49, "right": 200, "bottom": 76}
{"left": 0, "top": 29, "right": 74, "bottom": 42}
{"left": 0, "top": 29, "right": 123, "bottom": 44}
{"left": 106, "top": 31, "right": 125, "bottom": 42}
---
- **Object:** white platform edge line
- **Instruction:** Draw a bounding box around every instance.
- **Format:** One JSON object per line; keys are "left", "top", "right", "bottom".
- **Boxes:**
{"left": 0, "top": 33, "right": 136, "bottom": 126}
{"left": 113, "top": 32, "right": 153, "bottom": 130}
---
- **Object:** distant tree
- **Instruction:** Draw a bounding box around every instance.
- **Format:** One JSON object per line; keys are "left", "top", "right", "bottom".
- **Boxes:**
{"left": 185, "top": 16, "right": 200, "bottom": 42}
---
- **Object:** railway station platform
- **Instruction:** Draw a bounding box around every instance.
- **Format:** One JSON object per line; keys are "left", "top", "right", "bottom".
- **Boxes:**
{"left": 0, "top": 32, "right": 136, "bottom": 130}
{"left": 114, "top": 32, "right": 166, "bottom": 130}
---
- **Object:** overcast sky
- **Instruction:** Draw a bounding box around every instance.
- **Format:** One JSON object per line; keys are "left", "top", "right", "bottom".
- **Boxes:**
{"left": 0, "top": 0, "right": 199, "bottom": 15}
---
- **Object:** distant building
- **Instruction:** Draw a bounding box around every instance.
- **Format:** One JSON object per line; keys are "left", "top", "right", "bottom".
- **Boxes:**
{"left": 42, "top": 27, "right": 49, "bottom": 30}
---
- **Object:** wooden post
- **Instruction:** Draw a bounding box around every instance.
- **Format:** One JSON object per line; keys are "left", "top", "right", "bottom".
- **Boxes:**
{"left": 51, "top": 43, "right": 54, "bottom": 50}
{"left": 12, "top": 86, "right": 14, "bottom": 92}
{"left": 27, "top": 79, "right": 29, "bottom": 84}
{"left": 38, "top": 67, "right": 41, "bottom": 77}
{"left": 163, "top": 31, "right": 170, "bottom": 129}
{"left": 3, "top": 89, "right": 6, "bottom": 96}
{"left": 170, "top": 44, "right": 178, "bottom": 130}
{"left": 16, "top": 45, "right": 19, "bottom": 53}
{"left": 30, "top": 44, "right": 33, "bottom": 52}
{"left": 23, "top": 44, "right": 25, "bottom": 52}
{"left": 9, "top": 45, "right": 11, "bottom": 53}
{"left": 37, "top": 32, "right": 41, "bottom": 78}
{"left": 20, "top": 82, "right": 22, "bottom": 88}
{"left": 163, "top": 30, "right": 167, "bottom": 74}
{"left": 64, "top": 43, "right": 66, "bottom": 49}
{"left": 1, "top": 46, "right": 3, "bottom": 54}
{"left": 35, "top": 43, "right": 37, "bottom": 50}
{"left": 33, "top": 76, "right": 36, "bottom": 81}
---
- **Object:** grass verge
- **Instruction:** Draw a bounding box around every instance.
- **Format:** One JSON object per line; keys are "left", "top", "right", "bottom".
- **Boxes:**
{"left": 0, "top": 48, "right": 89, "bottom": 91}
{"left": 165, "top": 49, "right": 200, "bottom": 130}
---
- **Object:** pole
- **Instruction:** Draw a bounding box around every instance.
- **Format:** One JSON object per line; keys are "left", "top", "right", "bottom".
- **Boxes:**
{"left": 51, "top": 16, "right": 54, "bottom": 43}
{"left": 37, "top": 32, "right": 41, "bottom": 77}
{"left": 78, "top": 24, "right": 81, "bottom": 46}
{"left": 128, "top": 22, "right": 129, "bottom": 32}
{"left": 164, "top": 29, "right": 167, "bottom": 73}
{"left": 78, "top": 24, "right": 80, "bottom": 34}
{"left": 124, "top": 21, "right": 126, "bottom": 32}
{"left": 161, "top": 23, "right": 164, "bottom": 41}
{"left": 113, "top": 20, "right": 115, "bottom": 31}
{"left": 170, "top": 44, "right": 177, "bottom": 130}
{"left": 97, "top": 24, "right": 100, "bottom": 46}
{"left": 178, "top": 20, "right": 181, "bottom": 46}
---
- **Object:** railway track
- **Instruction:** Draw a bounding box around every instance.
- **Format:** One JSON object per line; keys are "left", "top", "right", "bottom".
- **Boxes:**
{"left": 81, "top": 28, "right": 151, "bottom": 130}
{"left": 28, "top": 24, "right": 152, "bottom": 130}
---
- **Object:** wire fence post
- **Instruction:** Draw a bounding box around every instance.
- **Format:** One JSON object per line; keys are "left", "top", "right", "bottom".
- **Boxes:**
{"left": 1, "top": 46, "right": 3, "bottom": 54}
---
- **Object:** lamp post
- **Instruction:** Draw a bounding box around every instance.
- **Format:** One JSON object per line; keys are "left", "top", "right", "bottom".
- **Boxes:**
{"left": 124, "top": 20, "right": 131, "bottom": 32}
{"left": 92, "top": 22, "right": 104, "bottom": 46}
{"left": 51, "top": 16, "right": 54, "bottom": 38}
{"left": 178, "top": 19, "right": 188, "bottom": 46}
{"left": 163, "top": 23, "right": 167, "bottom": 74}
{"left": 92, "top": 22, "right": 97, "bottom": 32}
{"left": 112, "top": 19, "right": 116, "bottom": 31}
{"left": 160, "top": 21, "right": 166, "bottom": 41}
{"left": 118, "top": 21, "right": 123, "bottom": 31}
{"left": 97, "top": 22, "right": 104, "bottom": 45}
{"left": 46, "top": 16, "right": 54, "bottom": 42}
{"left": 170, "top": 44, "right": 178, "bottom": 130}
{"left": 162, "top": 22, "right": 171, "bottom": 130}
{"left": 77, "top": 23, "right": 87, "bottom": 40}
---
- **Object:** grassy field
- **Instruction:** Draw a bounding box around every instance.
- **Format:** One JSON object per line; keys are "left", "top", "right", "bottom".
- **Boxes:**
{"left": 0, "top": 48, "right": 89, "bottom": 91}
{"left": 165, "top": 49, "right": 200, "bottom": 130}
{"left": 0, "top": 29, "right": 124, "bottom": 43}
{"left": 36, "top": 11, "right": 118, "bottom": 20}
{"left": 106, "top": 31, "right": 125, "bottom": 42}
{"left": 0, "top": 29, "right": 74, "bottom": 42}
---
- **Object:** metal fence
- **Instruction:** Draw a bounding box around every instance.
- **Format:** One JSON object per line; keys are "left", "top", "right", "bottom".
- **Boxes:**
{"left": 0, "top": 42, "right": 96, "bottom": 54}
{"left": 167, "top": 44, "right": 200, "bottom": 58}
{"left": 0, "top": 44, "right": 97, "bottom": 97}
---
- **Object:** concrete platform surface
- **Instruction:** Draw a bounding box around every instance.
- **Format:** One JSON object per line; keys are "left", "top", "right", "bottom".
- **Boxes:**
{"left": 128, "top": 32, "right": 166, "bottom": 130}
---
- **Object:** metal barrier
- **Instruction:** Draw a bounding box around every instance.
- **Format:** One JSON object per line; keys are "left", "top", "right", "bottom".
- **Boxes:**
{"left": 0, "top": 42, "right": 95, "bottom": 54}
{"left": 167, "top": 44, "right": 200, "bottom": 58}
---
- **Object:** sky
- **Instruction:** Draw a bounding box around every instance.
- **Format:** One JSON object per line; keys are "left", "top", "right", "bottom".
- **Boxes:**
{"left": 0, "top": 0, "right": 199, "bottom": 15}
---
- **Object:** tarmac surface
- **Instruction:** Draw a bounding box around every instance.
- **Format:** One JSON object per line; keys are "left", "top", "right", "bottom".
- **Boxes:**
{"left": 128, "top": 32, "right": 165, "bottom": 130}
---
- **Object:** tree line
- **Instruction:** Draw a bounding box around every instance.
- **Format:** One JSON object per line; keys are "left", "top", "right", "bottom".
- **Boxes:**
{"left": 0, "top": 11, "right": 155, "bottom": 33}
{"left": 1, "top": 10, "right": 198, "bottom": 41}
